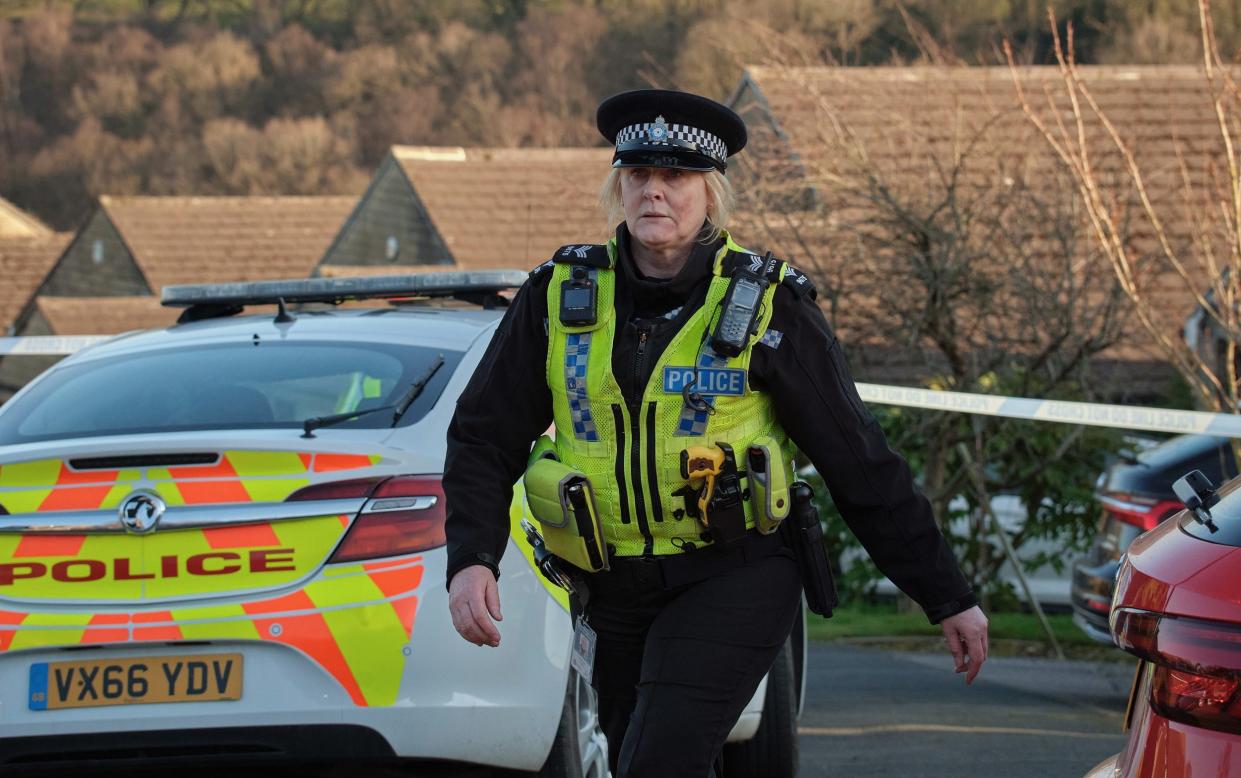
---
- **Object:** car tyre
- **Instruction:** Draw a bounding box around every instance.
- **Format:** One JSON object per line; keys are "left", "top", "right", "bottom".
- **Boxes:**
{"left": 721, "top": 636, "right": 798, "bottom": 778}
{"left": 536, "top": 669, "right": 609, "bottom": 778}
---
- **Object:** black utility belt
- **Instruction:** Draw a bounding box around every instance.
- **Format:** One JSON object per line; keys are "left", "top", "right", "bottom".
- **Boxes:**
{"left": 588, "top": 529, "right": 785, "bottom": 593}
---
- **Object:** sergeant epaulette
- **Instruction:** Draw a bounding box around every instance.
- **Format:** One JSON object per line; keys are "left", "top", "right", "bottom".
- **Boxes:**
{"left": 722, "top": 250, "right": 817, "bottom": 300}
{"left": 722, "top": 249, "right": 783, "bottom": 284}
{"left": 781, "top": 264, "right": 817, "bottom": 301}
{"left": 528, "top": 258, "right": 555, "bottom": 279}
{"left": 551, "top": 244, "right": 611, "bottom": 269}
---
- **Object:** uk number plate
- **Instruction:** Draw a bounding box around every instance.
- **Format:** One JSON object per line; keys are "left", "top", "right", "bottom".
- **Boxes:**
{"left": 29, "top": 653, "right": 242, "bottom": 710}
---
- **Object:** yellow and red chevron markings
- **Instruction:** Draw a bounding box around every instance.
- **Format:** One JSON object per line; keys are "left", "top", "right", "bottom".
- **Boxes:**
{"left": 0, "top": 450, "right": 387, "bottom": 600}
{"left": 0, "top": 557, "right": 424, "bottom": 707}
{"left": 0, "top": 450, "right": 383, "bottom": 513}
{"left": 0, "top": 450, "right": 422, "bottom": 706}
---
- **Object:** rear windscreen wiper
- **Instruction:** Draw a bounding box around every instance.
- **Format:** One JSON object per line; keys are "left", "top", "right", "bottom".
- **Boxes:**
{"left": 301, "top": 403, "right": 396, "bottom": 438}
{"left": 300, "top": 354, "right": 444, "bottom": 438}
{"left": 392, "top": 354, "right": 445, "bottom": 427}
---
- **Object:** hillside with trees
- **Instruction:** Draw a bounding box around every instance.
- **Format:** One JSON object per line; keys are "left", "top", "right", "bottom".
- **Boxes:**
{"left": 1, "top": 0, "right": 1238, "bottom": 229}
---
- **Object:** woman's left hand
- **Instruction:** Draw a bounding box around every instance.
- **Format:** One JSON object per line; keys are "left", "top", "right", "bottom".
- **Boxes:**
{"left": 939, "top": 605, "right": 989, "bottom": 684}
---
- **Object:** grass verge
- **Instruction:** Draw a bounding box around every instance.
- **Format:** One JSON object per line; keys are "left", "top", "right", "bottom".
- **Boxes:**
{"left": 806, "top": 601, "right": 1129, "bottom": 661}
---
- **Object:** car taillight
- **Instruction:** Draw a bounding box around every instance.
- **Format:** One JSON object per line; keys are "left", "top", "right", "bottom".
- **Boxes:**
{"left": 1083, "top": 597, "right": 1110, "bottom": 613}
{"left": 1113, "top": 607, "right": 1241, "bottom": 734}
{"left": 1150, "top": 666, "right": 1241, "bottom": 734}
{"left": 328, "top": 475, "right": 445, "bottom": 563}
{"left": 1098, "top": 493, "right": 1183, "bottom": 531}
{"left": 285, "top": 477, "right": 384, "bottom": 501}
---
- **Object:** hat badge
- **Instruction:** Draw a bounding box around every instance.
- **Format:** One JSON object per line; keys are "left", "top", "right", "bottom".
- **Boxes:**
{"left": 648, "top": 115, "right": 669, "bottom": 142}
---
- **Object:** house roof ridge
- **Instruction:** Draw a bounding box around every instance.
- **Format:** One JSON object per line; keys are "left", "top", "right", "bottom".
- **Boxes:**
{"left": 0, "top": 196, "right": 51, "bottom": 238}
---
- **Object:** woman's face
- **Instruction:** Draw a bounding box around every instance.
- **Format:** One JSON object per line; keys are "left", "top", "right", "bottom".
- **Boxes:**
{"left": 620, "top": 166, "right": 709, "bottom": 253}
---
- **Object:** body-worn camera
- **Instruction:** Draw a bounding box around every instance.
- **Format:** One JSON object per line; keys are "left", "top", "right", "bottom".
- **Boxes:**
{"left": 559, "top": 266, "right": 597, "bottom": 327}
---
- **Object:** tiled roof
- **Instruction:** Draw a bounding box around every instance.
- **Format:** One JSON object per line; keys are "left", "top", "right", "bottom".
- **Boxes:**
{"left": 739, "top": 64, "right": 1222, "bottom": 243}
{"left": 0, "top": 197, "right": 51, "bottom": 239}
{"left": 35, "top": 296, "right": 180, "bottom": 336}
{"left": 0, "top": 234, "right": 71, "bottom": 333}
{"left": 735, "top": 66, "right": 1224, "bottom": 378}
{"left": 391, "top": 146, "right": 613, "bottom": 269}
{"left": 740, "top": 65, "right": 1217, "bottom": 166}
{"left": 99, "top": 195, "right": 358, "bottom": 292}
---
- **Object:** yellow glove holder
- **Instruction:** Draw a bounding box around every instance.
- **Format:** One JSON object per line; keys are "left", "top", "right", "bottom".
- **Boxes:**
{"left": 523, "top": 437, "right": 610, "bottom": 573}
{"left": 746, "top": 436, "right": 791, "bottom": 534}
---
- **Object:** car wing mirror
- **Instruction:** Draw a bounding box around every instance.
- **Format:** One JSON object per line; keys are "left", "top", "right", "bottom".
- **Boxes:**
{"left": 1173, "top": 469, "right": 1220, "bottom": 532}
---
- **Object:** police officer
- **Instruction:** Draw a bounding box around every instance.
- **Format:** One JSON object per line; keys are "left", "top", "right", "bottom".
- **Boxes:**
{"left": 444, "top": 89, "right": 988, "bottom": 777}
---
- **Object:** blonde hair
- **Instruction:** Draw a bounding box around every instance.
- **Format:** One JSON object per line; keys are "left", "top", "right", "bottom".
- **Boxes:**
{"left": 600, "top": 167, "right": 735, "bottom": 242}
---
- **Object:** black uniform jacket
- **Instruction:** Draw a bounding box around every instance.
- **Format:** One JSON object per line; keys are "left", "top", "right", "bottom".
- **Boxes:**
{"left": 443, "top": 226, "right": 977, "bottom": 624}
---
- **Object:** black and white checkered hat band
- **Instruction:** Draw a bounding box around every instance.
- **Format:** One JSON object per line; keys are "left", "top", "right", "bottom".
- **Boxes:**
{"left": 615, "top": 122, "right": 728, "bottom": 164}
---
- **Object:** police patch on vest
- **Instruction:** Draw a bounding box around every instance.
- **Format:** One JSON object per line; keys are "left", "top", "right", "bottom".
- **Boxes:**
{"left": 663, "top": 366, "right": 747, "bottom": 396}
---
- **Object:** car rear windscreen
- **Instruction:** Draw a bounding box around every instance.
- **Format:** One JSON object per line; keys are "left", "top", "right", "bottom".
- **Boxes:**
{"left": 0, "top": 341, "right": 464, "bottom": 445}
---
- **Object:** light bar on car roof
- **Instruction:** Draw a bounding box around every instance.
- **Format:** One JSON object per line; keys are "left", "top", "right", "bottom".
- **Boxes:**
{"left": 160, "top": 270, "right": 528, "bottom": 308}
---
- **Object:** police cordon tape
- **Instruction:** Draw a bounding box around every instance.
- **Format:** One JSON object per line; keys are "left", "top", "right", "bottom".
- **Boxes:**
{"left": 4, "top": 335, "right": 1240, "bottom": 437}
{"left": 855, "top": 383, "right": 1241, "bottom": 437}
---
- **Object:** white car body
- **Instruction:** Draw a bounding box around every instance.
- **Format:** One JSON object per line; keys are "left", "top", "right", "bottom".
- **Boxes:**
{"left": 0, "top": 276, "right": 785, "bottom": 775}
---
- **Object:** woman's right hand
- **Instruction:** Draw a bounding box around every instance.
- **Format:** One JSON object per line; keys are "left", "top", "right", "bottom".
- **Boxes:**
{"left": 448, "top": 565, "right": 503, "bottom": 647}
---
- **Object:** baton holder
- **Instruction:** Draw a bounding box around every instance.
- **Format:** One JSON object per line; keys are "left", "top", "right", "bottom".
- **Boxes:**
{"left": 780, "top": 481, "right": 838, "bottom": 617}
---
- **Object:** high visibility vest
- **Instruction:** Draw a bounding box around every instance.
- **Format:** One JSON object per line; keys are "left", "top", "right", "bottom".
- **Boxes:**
{"left": 544, "top": 232, "right": 796, "bottom": 557}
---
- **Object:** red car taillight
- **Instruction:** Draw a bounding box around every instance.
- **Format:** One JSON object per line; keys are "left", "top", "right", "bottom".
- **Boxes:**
{"left": 1150, "top": 666, "right": 1241, "bottom": 734}
{"left": 1113, "top": 607, "right": 1241, "bottom": 734}
{"left": 328, "top": 475, "right": 446, "bottom": 563}
{"left": 286, "top": 477, "right": 384, "bottom": 501}
{"left": 1098, "top": 493, "right": 1183, "bottom": 531}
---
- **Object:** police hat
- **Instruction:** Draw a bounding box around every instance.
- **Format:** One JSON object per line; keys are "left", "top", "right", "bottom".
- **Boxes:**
{"left": 596, "top": 89, "right": 747, "bottom": 173}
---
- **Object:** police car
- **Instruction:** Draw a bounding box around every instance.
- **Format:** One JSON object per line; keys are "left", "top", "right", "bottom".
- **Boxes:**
{"left": 0, "top": 273, "right": 804, "bottom": 776}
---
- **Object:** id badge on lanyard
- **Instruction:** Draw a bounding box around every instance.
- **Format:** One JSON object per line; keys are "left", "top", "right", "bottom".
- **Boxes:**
{"left": 571, "top": 617, "right": 597, "bottom": 683}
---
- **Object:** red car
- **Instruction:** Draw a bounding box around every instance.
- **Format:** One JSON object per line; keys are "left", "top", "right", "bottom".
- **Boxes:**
{"left": 1087, "top": 470, "right": 1241, "bottom": 777}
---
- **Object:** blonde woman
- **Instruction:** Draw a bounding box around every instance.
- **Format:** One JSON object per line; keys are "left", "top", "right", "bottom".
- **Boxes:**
{"left": 444, "top": 89, "right": 988, "bottom": 778}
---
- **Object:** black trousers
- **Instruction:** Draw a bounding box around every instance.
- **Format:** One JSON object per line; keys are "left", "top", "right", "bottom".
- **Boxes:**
{"left": 584, "top": 534, "right": 801, "bottom": 778}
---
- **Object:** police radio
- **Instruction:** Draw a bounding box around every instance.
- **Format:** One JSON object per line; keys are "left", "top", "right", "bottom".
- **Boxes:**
{"left": 559, "top": 266, "right": 597, "bottom": 327}
{"left": 709, "top": 265, "right": 769, "bottom": 358}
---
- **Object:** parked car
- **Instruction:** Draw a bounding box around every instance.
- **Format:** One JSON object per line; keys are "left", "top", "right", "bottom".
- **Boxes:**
{"left": 861, "top": 494, "right": 1075, "bottom": 609}
{"left": 1085, "top": 470, "right": 1241, "bottom": 777}
{"left": 1072, "top": 434, "right": 1237, "bottom": 643}
{"left": 0, "top": 273, "right": 804, "bottom": 776}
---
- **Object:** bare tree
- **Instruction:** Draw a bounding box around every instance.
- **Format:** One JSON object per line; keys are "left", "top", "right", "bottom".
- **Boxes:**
{"left": 732, "top": 64, "right": 1133, "bottom": 601}
{"left": 1007, "top": 0, "right": 1241, "bottom": 420}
